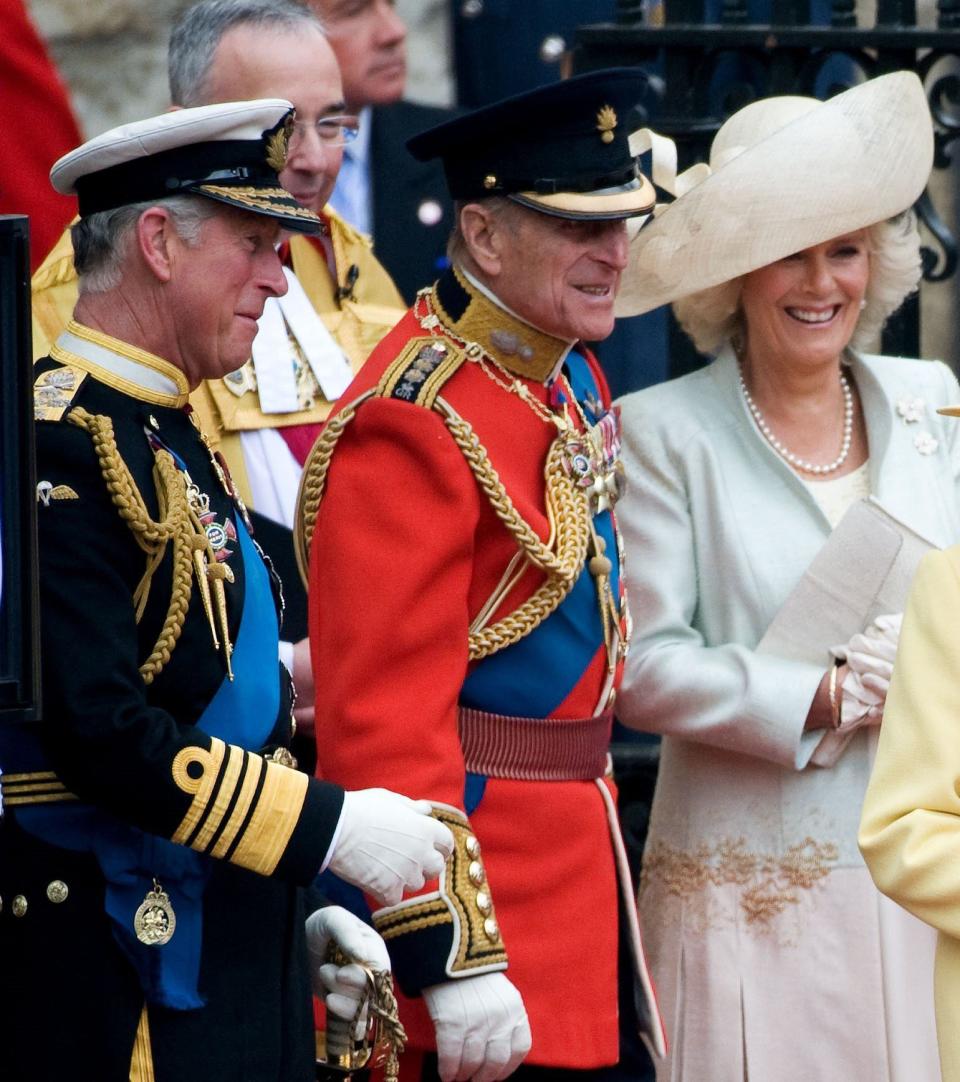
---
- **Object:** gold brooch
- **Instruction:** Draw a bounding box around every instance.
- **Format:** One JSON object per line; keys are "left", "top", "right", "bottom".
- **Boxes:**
{"left": 265, "top": 114, "right": 294, "bottom": 172}
{"left": 596, "top": 105, "right": 617, "bottom": 144}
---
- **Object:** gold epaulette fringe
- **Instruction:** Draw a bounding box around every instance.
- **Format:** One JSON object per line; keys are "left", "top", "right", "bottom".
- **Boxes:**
{"left": 31, "top": 252, "right": 77, "bottom": 292}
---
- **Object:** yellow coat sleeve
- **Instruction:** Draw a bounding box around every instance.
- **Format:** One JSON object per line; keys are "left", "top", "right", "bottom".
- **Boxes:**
{"left": 859, "top": 545, "right": 960, "bottom": 937}
{"left": 31, "top": 224, "right": 79, "bottom": 360}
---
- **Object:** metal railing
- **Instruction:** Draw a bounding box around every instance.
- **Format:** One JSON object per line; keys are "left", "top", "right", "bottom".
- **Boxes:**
{"left": 575, "top": 0, "right": 960, "bottom": 375}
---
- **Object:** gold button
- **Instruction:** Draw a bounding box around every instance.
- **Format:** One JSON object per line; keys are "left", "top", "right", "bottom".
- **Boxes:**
{"left": 468, "top": 860, "right": 485, "bottom": 887}
{"left": 465, "top": 835, "right": 481, "bottom": 859}
{"left": 46, "top": 880, "right": 69, "bottom": 904}
{"left": 476, "top": 890, "right": 492, "bottom": 914}
{"left": 483, "top": 917, "right": 500, "bottom": 941}
{"left": 12, "top": 895, "right": 27, "bottom": 918}
{"left": 483, "top": 174, "right": 498, "bottom": 190}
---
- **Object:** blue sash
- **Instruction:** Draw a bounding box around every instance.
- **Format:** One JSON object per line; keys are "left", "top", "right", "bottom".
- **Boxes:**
{"left": 17, "top": 517, "right": 280, "bottom": 1009}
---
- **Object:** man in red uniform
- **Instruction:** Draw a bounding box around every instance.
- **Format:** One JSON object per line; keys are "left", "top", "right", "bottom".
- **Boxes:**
{"left": 300, "top": 69, "right": 667, "bottom": 1080}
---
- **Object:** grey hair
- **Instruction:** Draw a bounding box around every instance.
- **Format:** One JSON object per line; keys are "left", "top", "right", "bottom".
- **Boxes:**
{"left": 673, "top": 212, "right": 923, "bottom": 357}
{"left": 72, "top": 195, "right": 218, "bottom": 294}
{"left": 446, "top": 196, "right": 519, "bottom": 268}
{"left": 168, "top": 0, "right": 325, "bottom": 107}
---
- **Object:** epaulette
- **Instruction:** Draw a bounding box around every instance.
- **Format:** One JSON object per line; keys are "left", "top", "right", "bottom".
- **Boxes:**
{"left": 326, "top": 206, "right": 374, "bottom": 251}
{"left": 30, "top": 224, "right": 78, "bottom": 293}
{"left": 374, "top": 336, "right": 467, "bottom": 409}
{"left": 34, "top": 363, "right": 88, "bottom": 422}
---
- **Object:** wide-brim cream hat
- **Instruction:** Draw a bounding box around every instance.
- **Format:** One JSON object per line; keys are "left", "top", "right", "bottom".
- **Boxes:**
{"left": 616, "top": 71, "right": 933, "bottom": 316}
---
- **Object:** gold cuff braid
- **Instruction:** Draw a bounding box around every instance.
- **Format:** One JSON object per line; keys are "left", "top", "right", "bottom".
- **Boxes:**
{"left": 373, "top": 805, "right": 509, "bottom": 979}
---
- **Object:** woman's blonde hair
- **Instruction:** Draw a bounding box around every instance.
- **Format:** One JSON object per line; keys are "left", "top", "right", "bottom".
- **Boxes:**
{"left": 672, "top": 211, "right": 923, "bottom": 356}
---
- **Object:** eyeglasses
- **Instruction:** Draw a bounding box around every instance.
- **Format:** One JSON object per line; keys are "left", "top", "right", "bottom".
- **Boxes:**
{"left": 289, "top": 115, "right": 360, "bottom": 148}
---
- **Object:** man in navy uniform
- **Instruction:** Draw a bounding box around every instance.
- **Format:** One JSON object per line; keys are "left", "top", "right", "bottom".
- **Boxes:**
{"left": 0, "top": 99, "right": 453, "bottom": 1082}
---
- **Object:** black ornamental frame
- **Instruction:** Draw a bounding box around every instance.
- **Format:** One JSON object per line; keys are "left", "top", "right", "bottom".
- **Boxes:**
{"left": 573, "top": 0, "right": 960, "bottom": 379}
{"left": 0, "top": 215, "right": 41, "bottom": 724}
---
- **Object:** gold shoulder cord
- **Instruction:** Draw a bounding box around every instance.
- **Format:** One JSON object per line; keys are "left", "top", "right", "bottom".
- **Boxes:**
{"left": 294, "top": 394, "right": 591, "bottom": 662}
{"left": 438, "top": 400, "right": 590, "bottom": 660}
{"left": 294, "top": 394, "right": 370, "bottom": 588}
{"left": 68, "top": 407, "right": 225, "bottom": 684}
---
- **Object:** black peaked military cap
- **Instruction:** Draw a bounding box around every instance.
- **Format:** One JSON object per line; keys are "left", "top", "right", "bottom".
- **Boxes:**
{"left": 50, "top": 98, "right": 321, "bottom": 235}
{"left": 407, "top": 68, "right": 655, "bottom": 221}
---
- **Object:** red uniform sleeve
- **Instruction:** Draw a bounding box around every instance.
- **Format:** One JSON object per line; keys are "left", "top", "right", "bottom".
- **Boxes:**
{"left": 309, "top": 396, "right": 480, "bottom": 805}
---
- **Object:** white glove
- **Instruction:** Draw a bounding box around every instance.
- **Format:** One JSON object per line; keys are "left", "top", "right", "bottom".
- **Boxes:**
{"left": 423, "top": 973, "right": 532, "bottom": 1082}
{"left": 831, "top": 613, "right": 902, "bottom": 732}
{"left": 305, "top": 906, "right": 391, "bottom": 1039}
{"left": 328, "top": 789, "right": 454, "bottom": 907}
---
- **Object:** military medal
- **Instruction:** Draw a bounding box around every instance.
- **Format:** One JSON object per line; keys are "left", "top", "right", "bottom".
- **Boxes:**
{"left": 198, "top": 505, "right": 237, "bottom": 561}
{"left": 134, "top": 878, "right": 176, "bottom": 946}
{"left": 557, "top": 407, "right": 625, "bottom": 514}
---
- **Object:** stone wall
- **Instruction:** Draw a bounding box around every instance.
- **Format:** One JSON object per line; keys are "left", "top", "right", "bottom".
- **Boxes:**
{"left": 25, "top": 0, "right": 452, "bottom": 138}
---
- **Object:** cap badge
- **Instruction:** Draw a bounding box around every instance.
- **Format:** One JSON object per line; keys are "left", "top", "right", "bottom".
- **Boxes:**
{"left": 265, "top": 114, "right": 294, "bottom": 173}
{"left": 483, "top": 174, "right": 498, "bottom": 190}
{"left": 596, "top": 105, "right": 617, "bottom": 145}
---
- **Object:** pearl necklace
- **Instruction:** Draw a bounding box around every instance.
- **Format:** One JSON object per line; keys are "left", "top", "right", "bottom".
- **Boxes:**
{"left": 739, "top": 365, "right": 854, "bottom": 475}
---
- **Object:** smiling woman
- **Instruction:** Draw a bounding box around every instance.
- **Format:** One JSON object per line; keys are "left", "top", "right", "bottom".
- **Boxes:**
{"left": 613, "top": 72, "right": 958, "bottom": 1082}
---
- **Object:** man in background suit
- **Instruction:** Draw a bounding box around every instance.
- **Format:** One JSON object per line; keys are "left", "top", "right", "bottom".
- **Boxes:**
{"left": 312, "top": 0, "right": 459, "bottom": 303}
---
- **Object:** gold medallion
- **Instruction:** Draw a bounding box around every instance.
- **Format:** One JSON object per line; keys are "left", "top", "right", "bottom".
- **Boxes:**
{"left": 134, "top": 879, "right": 176, "bottom": 946}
